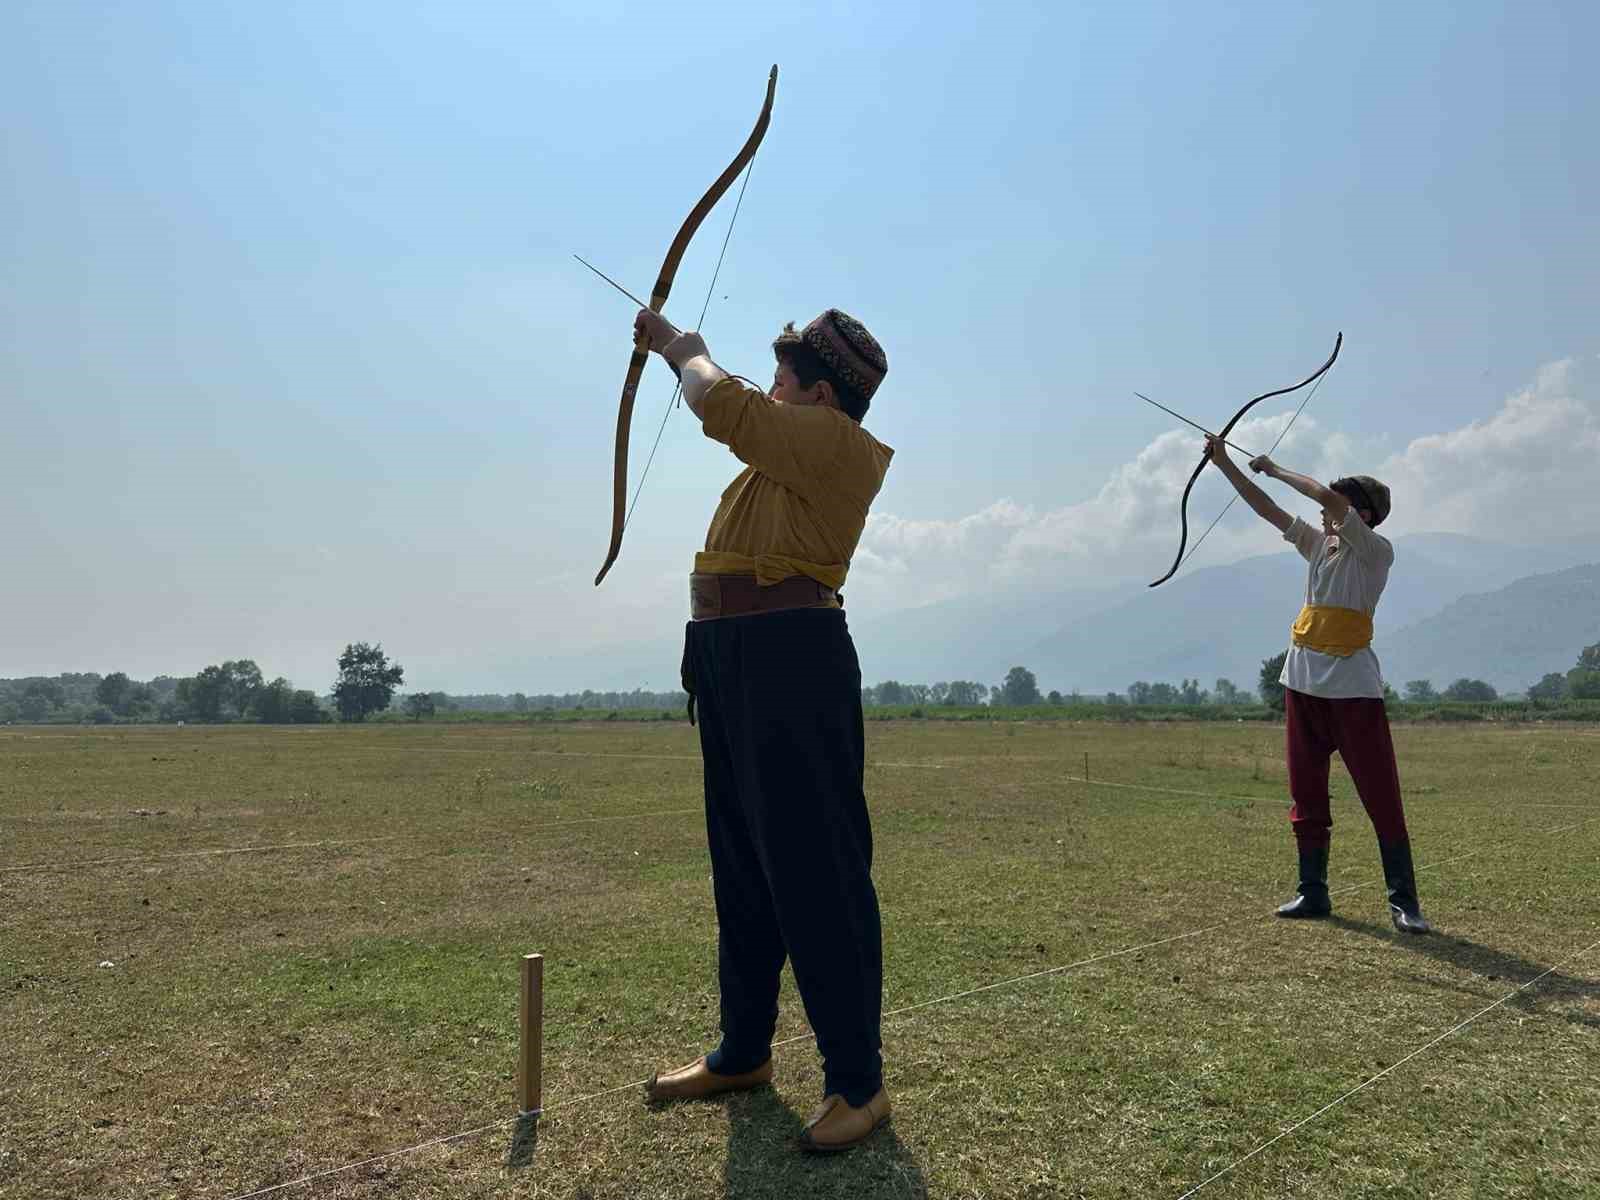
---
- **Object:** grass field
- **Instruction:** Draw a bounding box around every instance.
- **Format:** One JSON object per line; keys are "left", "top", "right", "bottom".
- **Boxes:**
{"left": 2, "top": 720, "right": 1596, "bottom": 1199}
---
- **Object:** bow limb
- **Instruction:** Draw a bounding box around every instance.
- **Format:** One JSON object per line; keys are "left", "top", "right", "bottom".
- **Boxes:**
{"left": 1148, "top": 331, "right": 1342, "bottom": 588}
{"left": 1147, "top": 456, "right": 1209, "bottom": 588}
{"left": 594, "top": 65, "right": 779, "bottom": 587}
{"left": 1215, "top": 331, "right": 1342, "bottom": 444}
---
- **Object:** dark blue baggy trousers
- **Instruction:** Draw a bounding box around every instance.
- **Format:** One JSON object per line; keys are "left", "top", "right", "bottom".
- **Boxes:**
{"left": 683, "top": 606, "right": 884, "bottom": 1105}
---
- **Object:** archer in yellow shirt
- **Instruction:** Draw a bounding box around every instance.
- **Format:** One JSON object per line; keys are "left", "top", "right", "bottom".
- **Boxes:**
{"left": 631, "top": 305, "right": 894, "bottom": 1154}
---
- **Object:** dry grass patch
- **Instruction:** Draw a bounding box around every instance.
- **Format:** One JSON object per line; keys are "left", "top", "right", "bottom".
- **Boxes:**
{"left": 1, "top": 721, "right": 1595, "bottom": 1199}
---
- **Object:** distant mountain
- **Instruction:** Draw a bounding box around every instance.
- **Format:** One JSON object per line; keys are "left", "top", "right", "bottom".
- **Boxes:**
{"left": 1381, "top": 563, "right": 1600, "bottom": 694}
{"left": 848, "top": 582, "right": 1125, "bottom": 685}
{"left": 850, "top": 533, "right": 1600, "bottom": 695}
{"left": 463, "top": 535, "right": 1600, "bottom": 696}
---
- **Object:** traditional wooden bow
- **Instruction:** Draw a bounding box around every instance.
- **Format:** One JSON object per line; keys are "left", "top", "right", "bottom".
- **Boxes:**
{"left": 1148, "top": 332, "right": 1342, "bottom": 588}
{"left": 593, "top": 65, "right": 778, "bottom": 587}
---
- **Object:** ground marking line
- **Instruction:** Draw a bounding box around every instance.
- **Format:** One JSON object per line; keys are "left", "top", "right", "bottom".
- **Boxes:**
{"left": 1174, "top": 933, "right": 1600, "bottom": 1199}
{"left": 0, "top": 809, "right": 703, "bottom": 874}
{"left": 0, "top": 835, "right": 410, "bottom": 874}
{"left": 369, "top": 746, "right": 946, "bottom": 769}
{"left": 1541, "top": 818, "right": 1596, "bottom": 835}
{"left": 214, "top": 817, "right": 1599, "bottom": 1199}
{"left": 224, "top": 1073, "right": 668, "bottom": 1200}
{"left": 1061, "top": 775, "right": 1272, "bottom": 804}
{"left": 14, "top": 770, "right": 1559, "bottom": 876}
{"left": 223, "top": 1118, "right": 519, "bottom": 1200}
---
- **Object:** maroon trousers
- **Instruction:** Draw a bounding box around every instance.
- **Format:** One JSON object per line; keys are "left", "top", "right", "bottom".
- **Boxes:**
{"left": 1284, "top": 689, "right": 1409, "bottom": 850}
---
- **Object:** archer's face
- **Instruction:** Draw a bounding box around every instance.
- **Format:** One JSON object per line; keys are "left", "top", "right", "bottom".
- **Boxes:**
{"left": 770, "top": 362, "right": 834, "bottom": 410}
{"left": 1321, "top": 505, "right": 1374, "bottom": 537}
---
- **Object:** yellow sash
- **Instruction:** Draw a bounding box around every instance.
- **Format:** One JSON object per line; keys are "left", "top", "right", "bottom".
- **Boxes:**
{"left": 693, "top": 550, "right": 846, "bottom": 590}
{"left": 1291, "top": 604, "right": 1373, "bottom": 657}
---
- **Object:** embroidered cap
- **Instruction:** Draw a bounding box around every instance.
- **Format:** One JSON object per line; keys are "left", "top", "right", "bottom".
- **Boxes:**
{"left": 777, "top": 309, "right": 888, "bottom": 407}
{"left": 1333, "top": 475, "right": 1391, "bottom": 526}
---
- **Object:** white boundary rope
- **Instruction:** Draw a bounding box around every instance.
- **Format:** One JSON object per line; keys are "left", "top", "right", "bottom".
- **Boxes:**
{"left": 0, "top": 808, "right": 703, "bottom": 875}
{"left": 361, "top": 746, "right": 946, "bottom": 769}
{"left": 214, "top": 813, "right": 1599, "bottom": 1200}
{"left": 1174, "top": 932, "right": 1600, "bottom": 1198}
{"left": 12, "top": 765, "right": 1562, "bottom": 877}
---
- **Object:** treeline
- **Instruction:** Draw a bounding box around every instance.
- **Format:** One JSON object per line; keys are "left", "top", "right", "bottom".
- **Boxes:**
{"left": 867, "top": 639, "right": 1600, "bottom": 717}
{"left": 400, "top": 688, "right": 685, "bottom": 715}
{"left": 0, "top": 663, "right": 326, "bottom": 725}
{"left": 8, "top": 642, "right": 1597, "bottom": 726}
{"left": 863, "top": 667, "right": 1255, "bottom": 710}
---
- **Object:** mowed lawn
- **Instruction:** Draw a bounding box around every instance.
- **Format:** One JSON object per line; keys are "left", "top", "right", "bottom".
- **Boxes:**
{"left": 2, "top": 719, "right": 1596, "bottom": 1200}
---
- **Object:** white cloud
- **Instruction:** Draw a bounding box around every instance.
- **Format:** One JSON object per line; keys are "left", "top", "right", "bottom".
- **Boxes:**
{"left": 848, "top": 354, "right": 1600, "bottom": 611}
{"left": 1378, "top": 356, "right": 1600, "bottom": 538}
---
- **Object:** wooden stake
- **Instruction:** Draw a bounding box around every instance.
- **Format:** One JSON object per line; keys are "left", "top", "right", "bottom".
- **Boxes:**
{"left": 518, "top": 953, "right": 544, "bottom": 1116}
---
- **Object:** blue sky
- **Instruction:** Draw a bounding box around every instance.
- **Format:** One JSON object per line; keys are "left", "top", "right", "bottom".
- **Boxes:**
{"left": 4, "top": 1, "right": 1597, "bottom": 693}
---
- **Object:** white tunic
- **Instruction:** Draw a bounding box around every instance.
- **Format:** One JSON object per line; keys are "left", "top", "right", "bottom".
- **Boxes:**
{"left": 1278, "top": 511, "right": 1392, "bottom": 700}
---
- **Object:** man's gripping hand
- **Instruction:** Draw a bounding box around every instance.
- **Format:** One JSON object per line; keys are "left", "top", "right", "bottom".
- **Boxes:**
{"left": 634, "top": 309, "right": 706, "bottom": 372}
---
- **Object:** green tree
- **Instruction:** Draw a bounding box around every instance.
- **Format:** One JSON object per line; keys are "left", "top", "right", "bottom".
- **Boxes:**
{"left": 998, "top": 667, "right": 1041, "bottom": 707}
{"left": 1213, "top": 678, "right": 1241, "bottom": 705}
{"left": 1527, "top": 672, "right": 1569, "bottom": 702}
{"left": 221, "top": 659, "right": 264, "bottom": 719}
{"left": 944, "top": 681, "right": 987, "bottom": 706}
{"left": 18, "top": 680, "right": 65, "bottom": 722}
{"left": 929, "top": 682, "right": 951, "bottom": 705}
{"left": 1567, "top": 643, "right": 1600, "bottom": 700}
{"left": 183, "top": 666, "right": 229, "bottom": 722}
{"left": 1567, "top": 668, "right": 1600, "bottom": 700}
{"left": 1259, "top": 652, "right": 1288, "bottom": 712}
{"left": 332, "top": 643, "right": 405, "bottom": 722}
{"left": 124, "top": 684, "right": 156, "bottom": 719}
{"left": 95, "top": 672, "right": 133, "bottom": 715}
{"left": 288, "top": 690, "right": 326, "bottom": 723}
{"left": 255, "top": 677, "right": 295, "bottom": 723}
{"left": 1047, "top": 689, "right": 1064, "bottom": 705}
{"left": 1127, "top": 681, "right": 1153, "bottom": 705}
{"left": 1403, "top": 680, "right": 1437, "bottom": 702}
{"left": 874, "top": 680, "right": 908, "bottom": 705}
{"left": 1443, "top": 678, "right": 1498, "bottom": 702}
{"left": 1179, "top": 678, "right": 1204, "bottom": 705}
{"left": 403, "top": 692, "right": 437, "bottom": 721}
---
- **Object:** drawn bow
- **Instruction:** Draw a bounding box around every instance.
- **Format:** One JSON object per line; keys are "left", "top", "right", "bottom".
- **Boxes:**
{"left": 593, "top": 66, "right": 778, "bottom": 587}
{"left": 1148, "top": 332, "right": 1342, "bottom": 588}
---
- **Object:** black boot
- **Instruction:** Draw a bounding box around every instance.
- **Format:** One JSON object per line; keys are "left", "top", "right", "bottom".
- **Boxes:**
{"left": 1276, "top": 846, "right": 1331, "bottom": 918}
{"left": 1379, "top": 839, "right": 1432, "bottom": 934}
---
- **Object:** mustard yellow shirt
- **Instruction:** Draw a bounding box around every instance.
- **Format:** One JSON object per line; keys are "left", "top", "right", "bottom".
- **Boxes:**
{"left": 694, "top": 377, "right": 893, "bottom": 590}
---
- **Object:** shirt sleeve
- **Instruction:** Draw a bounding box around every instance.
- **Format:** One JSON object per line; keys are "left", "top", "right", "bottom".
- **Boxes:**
{"left": 700, "top": 377, "right": 840, "bottom": 498}
{"left": 1331, "top": 508, "right": 1394, "bottom": 567}
{"left": 1282, "top": 516, "right": 1323, "bottom": 563}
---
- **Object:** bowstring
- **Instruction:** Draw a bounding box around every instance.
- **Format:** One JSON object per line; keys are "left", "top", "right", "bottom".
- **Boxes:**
{"left": 621, "top": 153, "right": 762, "bottom": 534}
{"left": 1176, "top": 364, "right": 1334, "bottom": 573}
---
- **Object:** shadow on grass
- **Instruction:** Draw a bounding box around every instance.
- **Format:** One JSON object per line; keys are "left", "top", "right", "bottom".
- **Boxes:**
{"left": 719, "top": 1087, "right": 925, "bottom": 1199}
{"left": 1330, "top": 915, "right": 1600, "bottom": 1031}
{"left": 505, "top": 1112, "right": 538, "bottom": 1168}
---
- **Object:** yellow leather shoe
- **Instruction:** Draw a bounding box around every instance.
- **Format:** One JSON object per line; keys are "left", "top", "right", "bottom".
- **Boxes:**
{"left": 644, "top": 1055, "right": 772, "bottom": 1103}
{"left": 797, "top": 1088, "right": 891, "bottom": 1152}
